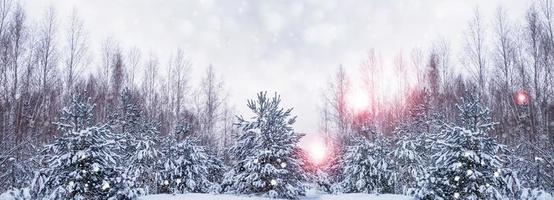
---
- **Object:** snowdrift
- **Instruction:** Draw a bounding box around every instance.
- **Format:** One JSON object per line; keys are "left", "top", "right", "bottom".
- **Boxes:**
{"left": 141, "top": 192, "right": 413, "bottom": 200}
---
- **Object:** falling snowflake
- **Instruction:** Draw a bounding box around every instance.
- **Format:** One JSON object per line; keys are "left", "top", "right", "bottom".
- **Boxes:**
{"left": 280, "top": 162, "right": 287, "bottom": 168}
{"left": 454, "top": 192, "right": 460, "bottom": 199}
{"left": 270, "top": 179, "right": 277, "bottom": 186}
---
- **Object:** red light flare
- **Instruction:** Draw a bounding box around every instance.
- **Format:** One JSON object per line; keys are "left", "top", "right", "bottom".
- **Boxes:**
{"left": 345, "top": 85, "right": 371, "bottom": 113}
{"left": 514, "top": 91, "right": 529, "bottom": 106}
{"left": 300, "top": 134, "right": 331, "bottom": 166}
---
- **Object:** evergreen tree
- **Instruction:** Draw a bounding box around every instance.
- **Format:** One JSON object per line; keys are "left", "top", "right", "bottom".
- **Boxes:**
{"left": 321, "top": 140, "right": 344, "bottom": 190}
{"left": 315, "top": 170, "right": 332, "bottom": 193}
{"left": 116, "top": 89, "right": 161, "bottom": 195}
{"left": 416, "top": 96, "right": 515, "bottom": 200}
{"left": 156, "top": 133, "right": 223, "bottom": 194}
{"left": 204, "top": 148, "right": 226, "bottom": 190}
{"left": 32, "top": 126, "right": 134, "bottom": 200}
{"left": 338, "top": 135, "right": 394, "bottom": 194}
{"left": 55, "top": 95, "right": 95, "bottom": 133}
{"left": 117, "top": 88, "right": 144, "bottom": 134}
{"left": 391, "top": 133, "right": 426, "bottom": 195}
{"left": 391, "top": 89, "right": 437, "bottom": 195}
{"left": 31, "top": 94, "right": 138, "bottom": 200}
{"left": 222, "top": 92, "right": 306, "bottom": 199}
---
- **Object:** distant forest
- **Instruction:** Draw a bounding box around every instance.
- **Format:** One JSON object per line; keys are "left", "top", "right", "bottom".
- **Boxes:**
{"left": 0, "top": 0, "right": 553, "bottom": 196}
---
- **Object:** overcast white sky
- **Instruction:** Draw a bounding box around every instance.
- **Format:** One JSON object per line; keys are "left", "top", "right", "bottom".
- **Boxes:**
{"left": 21, "top": 0, "right": 531, "bottom": 134}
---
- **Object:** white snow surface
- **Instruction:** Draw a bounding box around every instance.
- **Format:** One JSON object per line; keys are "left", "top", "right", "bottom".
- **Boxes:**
{"left": 2, "top": 188, "right": 553, "bottom": 200}
{"left": 140, "top": 188, "right": 554, "bottom": 200}
{"left": 141, "top": 189, "right": 414, "bottom": 200}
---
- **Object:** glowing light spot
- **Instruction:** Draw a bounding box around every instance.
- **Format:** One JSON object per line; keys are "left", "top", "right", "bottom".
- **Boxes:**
{"left": 309, "top": 144, "right": 326, "bottom": 164}
{"left": 301, "top": 134, "right": 329, "bottom": 166}
{"left": 346, "top": 85, "right": 371, "bottom": 112}
{"left": 270, "top": 179, "right": 277, "bottom": 186}
{"left": 515, "top": 91, "right": 529, "bottom": 105}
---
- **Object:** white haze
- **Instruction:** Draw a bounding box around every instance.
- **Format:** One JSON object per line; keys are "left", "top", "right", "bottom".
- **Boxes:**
{"left": 21, "top": 0, "right": 530, "bottom": 134}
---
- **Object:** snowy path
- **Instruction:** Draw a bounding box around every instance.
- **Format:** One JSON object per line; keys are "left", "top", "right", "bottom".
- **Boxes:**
{"left": 141, "top": 188, "right": 413, "bottom": 200}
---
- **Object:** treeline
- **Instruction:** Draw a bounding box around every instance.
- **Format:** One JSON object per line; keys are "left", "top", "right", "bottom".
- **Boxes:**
{"left": 1, "top": 91, "right": 307, "bottom": 200}
{"left": 321, "top": 1, "right": 554, "bottom": 193}
{"left": 318, "top": 95, "right": 550, "bottom": 199}
{"left": 0, "top": 1, "right": 236, "bottom": 192}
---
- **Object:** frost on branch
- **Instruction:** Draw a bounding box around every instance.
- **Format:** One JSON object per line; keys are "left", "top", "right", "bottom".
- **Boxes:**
{"left": 338, "top": 135, "right": 394, "bottom": 194}
{"left": 416, "top": 96, "right": 518, "bottom": 200}
{"left": 156, "top": 133, "right": 223, "bottom": 194}
{"left": 222, "top": 92, "right": 306, "bottom": 199}
{"left": 31, "top": 94, "right": 138, "bottom": 200}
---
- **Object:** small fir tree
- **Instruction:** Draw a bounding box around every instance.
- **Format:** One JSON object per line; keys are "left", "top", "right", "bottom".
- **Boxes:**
{"left": 222, "top": 92, "right": 306, "bottom": 199}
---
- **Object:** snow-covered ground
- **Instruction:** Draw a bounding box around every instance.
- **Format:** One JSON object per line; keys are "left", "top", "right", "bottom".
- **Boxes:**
{"left": 142, "top": 193, "right": 412, "bottom": 200}
{"left": 141, "top": 188, "right": 413, "bottom": 200}
{"left": 2, "top": 188, "right": 553, "bottom": 200}
{"left": 140, "top": 188, "right": 554, "bottom": 200}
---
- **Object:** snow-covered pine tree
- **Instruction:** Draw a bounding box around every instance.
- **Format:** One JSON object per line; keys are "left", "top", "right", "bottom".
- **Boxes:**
{"left": 116, "top": 88, "right": 161, "bottom": 195}
{"left": 416, "top": 96, "right": 515, "bottom": 200}
{"left": 390, "top": 90, "right": 433, "bottom": 195}
{"left": 297, "top": 149, "right": 317, "bottom": 182}
{"left": 338, "top": 135, "right": 395, "bottom": 194}
{"left": 32, "top": 94, "right": 138, "bottom": 200}
{"left": 391, "top": 133, "right": 425, "bottom": 195}
{"left": 32, "top": 126, "right": 132, "bottom": 200}
{"left": 315, "top": 170, "right": 332, "bottom": 193}
{"left": 204, "top": 148, "right": 226, "bottom": 191}
{"left": 55, "top": 94, "right": 95, "bottom": 133}
{"left": 222, "top": 92, "right": 306, "bottom": 199}
{"left": 156, "top": 132, "right": 223, "bottom": 194}
{"left": 117, "top": 88, "right": 144, "bottom": 134}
